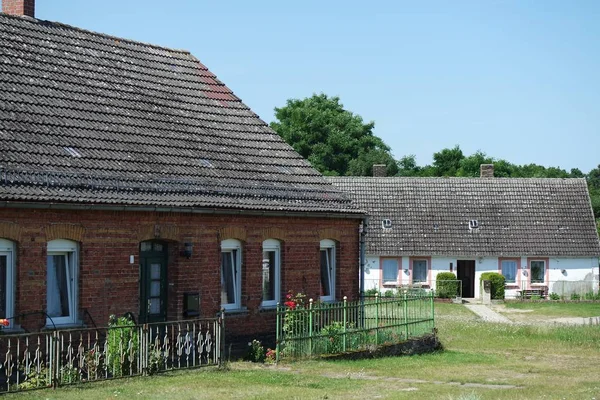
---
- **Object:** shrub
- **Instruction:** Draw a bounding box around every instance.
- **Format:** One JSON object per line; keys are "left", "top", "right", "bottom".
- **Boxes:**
{"left": 107, "top": 315, "right": 138, "bottom": 378}
{"left": 320, "top": 321, "right": 345, "bottom": 354}
{"left": 480, "top": 272, "right": 505, "bottom": 300}
{"left": 244, "top": 339, "right": 266, "bottom": 363}
{"left": 436, "top": 272, "right": 459, "bottom": 298}
{"left": 549, "top": 292, "right": 560, "bottom": 300}
{"left": 570, "top": 293, "right": 581, "bottom": 301}
{"left": 364, "top": 288, "right": 379, "bottom": 296}
{"left": 384, "top": 289, "right": 395, "bottom": 297}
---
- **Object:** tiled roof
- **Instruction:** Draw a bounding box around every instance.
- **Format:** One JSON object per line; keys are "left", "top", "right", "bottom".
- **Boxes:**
{"left": 327, "top": 177, "right": 600, "bottom": 257}
{"left": 0, "top": 13, "right": 359, "bottom": 214}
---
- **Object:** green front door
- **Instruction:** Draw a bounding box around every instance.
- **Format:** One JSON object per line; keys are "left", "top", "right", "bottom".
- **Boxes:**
{"left": 140, "top": 241, "right": 168, "bottom": 323}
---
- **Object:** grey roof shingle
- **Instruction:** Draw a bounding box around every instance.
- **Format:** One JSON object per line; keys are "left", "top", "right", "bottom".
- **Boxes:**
{"left": 327, "top": 176, "right": 600, "bottom": 257}
{"left": 0, "top": 13, "right": 359, "bottom": 214}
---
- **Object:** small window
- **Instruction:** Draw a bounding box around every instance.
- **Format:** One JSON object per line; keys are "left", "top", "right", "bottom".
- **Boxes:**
{"left": 413, "top": 259, "right": 428, "bottom": 284}
{"left": 199, "top": 159, "right": 214, "bottom": 168}
{"left": 261, "top": 239, "right": 281, "bottom": 307}
{"left": 382, "top": 258, "right": 398, "bottom": 284}
{"left": 501, "top": 260, "right": 517, "bottom": 284}
{"left": 469, "top": 220, "right": 479, "bottom": 230}
{"left": 47, "top": 239, "right": 79, "bottom": 326}
{"left": 382, "top": 219, "right": 392, "bottom": 229}
{"left": 221, "top": 239, "right": 242, "bottom": 310}
{"left": 0, "top": 239, "right": 16, "bottom": 328}
{"left": 320, "top": 239, "right": 336, "bottom": 302}
{"left": 530, "top": 260, "right": 546, "bottom": 284}
{"left": 63, "top": 146, "right": 82, "bottom": 158}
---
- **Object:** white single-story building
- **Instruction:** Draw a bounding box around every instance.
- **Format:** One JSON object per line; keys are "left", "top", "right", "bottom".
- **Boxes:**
{"left": 328, "top": 165, "right": 600, "bottom": 299}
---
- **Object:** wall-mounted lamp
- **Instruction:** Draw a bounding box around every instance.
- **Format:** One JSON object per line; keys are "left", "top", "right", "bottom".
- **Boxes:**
{"left": 478, "top": 257, "right": 484, "bottom": 264}
{"left": 404, "top": 269, "right": 409, "bottom": 275}
{"left": 449, "top": 262, "right": 453, "bottom": 272}
{"left": 181, "top": 242, "right": 193, "bottom": 259}
{"left": 561, "top": 269, "right": 567, "bottom": 276}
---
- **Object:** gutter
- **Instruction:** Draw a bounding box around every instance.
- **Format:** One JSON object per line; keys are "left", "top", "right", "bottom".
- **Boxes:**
{"left": 0, "top": 200, "right": 366, "bottom": 220}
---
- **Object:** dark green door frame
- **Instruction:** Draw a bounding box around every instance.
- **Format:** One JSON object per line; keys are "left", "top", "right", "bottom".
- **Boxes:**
{"left": 139, "top": 241, "right": 168, "bottom": 323}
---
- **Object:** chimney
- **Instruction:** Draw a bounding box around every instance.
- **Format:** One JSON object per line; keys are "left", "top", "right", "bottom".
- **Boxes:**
{"left": 372, "top": 164, "right": 387, "bottom": 177}
{"left": 2, "top": 0, "right": 35, "bottom": 17}
{"left": 480, "top": 164, "right": 494, "bottom": 178}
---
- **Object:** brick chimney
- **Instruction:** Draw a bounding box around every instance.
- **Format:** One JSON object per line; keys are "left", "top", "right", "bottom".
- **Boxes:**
{"left": 372, "top": 164, "right": 387, "bottom": 177}
{"left": 2, "top": 0, "right": 35, "bottom": 17}
{"left": 480, "top": 164, "right": 494, "bottom": 178}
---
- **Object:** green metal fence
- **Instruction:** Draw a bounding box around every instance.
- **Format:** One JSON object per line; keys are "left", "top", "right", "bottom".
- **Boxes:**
{"left": 275, "top": 293, "right": 435, "bottom": 361}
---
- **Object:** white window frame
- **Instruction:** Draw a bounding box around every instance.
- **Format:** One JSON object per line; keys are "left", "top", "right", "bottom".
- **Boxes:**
{"left": 412, "top": 259, "right": 428, "bottom": 284}
{"left": 221, "top": 239, "right": 242, "bottom": 311}
{"left": 261, "top": 239, "right": 281, "bottom": 308}
{"left": 320, "top": 239, "right": 336, "bottom": 302}
{"left": 501, "top": 259, "right": 518, "bottom": 284}
{"left": 530, "top": 260, "right": 546, "bottom": 284}
{"left": 381, "top": 258, "right": 399, "bottom": 285}
{"left": 47, "top": 239, "right": 79, "bottom": 327}
{"left": 0, "top": 239, "right": 16, "bottom": 329}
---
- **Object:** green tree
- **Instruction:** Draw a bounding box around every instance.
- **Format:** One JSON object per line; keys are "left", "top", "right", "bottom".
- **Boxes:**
{"left": 432, "top": 145, "right": 464, "bottom": 176}
{"left": 457, "top": 150, "right": 494, "bottom": 177}
{"left": 396, "top": 154, "right": 422, "bottom": 177}
{"left": 270, "top": 94, "right": 398, "bottom": 176}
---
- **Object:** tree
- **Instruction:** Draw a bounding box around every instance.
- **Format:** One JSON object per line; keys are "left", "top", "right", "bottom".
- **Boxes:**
{"left": 432, "top": 145, "right": 464, "bottom": 176}
{"left": 270, "top": 94, "right": 398, "bottom": 176}
{"left": 396, "top": 155, "right": 422, "bottom": 177}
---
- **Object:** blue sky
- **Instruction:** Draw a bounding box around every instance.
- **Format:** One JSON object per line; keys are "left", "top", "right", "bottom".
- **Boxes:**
{"left": 35, "top": 0, "right": 600, "bottom": 173}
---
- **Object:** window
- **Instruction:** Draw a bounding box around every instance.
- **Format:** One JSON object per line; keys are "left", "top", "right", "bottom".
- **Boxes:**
{"left": 382, "top": 258, "right": 398, "bottom": 284}
{"left": 261, "top": 239, "right": 281, "bottom": 307}
{"left": 382, "top": 219, "right": 392, "bottom": 229}
{"left": 47, "top": 239, "right": 79, "bottom": 326}
{"left": 221, "top": 239, "right": 242, "bottom": 310}
{"left": 320, "top": 239, "right": 336, "bottom": 302}
{"left": 412, "top": 259, "right": 428, "bottom": 284}
{"left": 530, "top": 260, "right": 545, "bottom": 284}
{"left": 0, "top": 239, "right": 16, "bottom": 328}
{"left": 501, "top": 260, "right": 517, "bottom": 284}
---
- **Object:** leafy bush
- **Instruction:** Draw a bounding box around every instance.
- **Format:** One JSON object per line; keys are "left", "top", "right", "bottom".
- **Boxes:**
{"left": 436, "top": 272, "right": 459, "bottom": 298}
{"left": 320, "top": 321, "right": 345, "bottom": 354}
{"left": 244, "top": 339, "right": 266, "bottom": 363}
{"left": 571, "top": 293, "right": 581, "bottom": 301}
{"left": 480, "top": 272, "right": 505, "bottom": 300}
{"left": 364, "top": 288, "right": 379, "bottom": 296}
{"left": 549, "top": 292, "right": 560, "bottom": 300}
{"left": 107, "top": 315, "right": 138, "bottom": 378}
{"left": 384, "top": 289, "right": 395, "bottom": 297}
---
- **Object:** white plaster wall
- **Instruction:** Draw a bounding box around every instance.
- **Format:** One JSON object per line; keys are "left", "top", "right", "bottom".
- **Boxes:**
{"left": 363, "top": 256, "right": 380, "bottom": 291}
{"left": 363, "top": 255, "right": 599, "bottom": 298}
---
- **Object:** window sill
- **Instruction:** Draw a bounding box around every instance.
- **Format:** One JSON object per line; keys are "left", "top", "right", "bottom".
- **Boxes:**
{"left": 382, "top": 282, "right": 398, "bottom": 287}
{"left": 258, "top": 305, "right": 277, "bottom": 313}
{"left": 222, "top": 308, "right": 248, "bottom": 317}
{"left": 43, "top": 321, "right": 85, "bottom": 331}
{"left": 1, "top": 325, "right": 24, "bottom": 334}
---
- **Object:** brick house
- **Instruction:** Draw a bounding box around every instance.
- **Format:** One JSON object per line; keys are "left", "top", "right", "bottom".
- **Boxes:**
{"left": 0, "top": 0, "right": 365, "bottom": 348}
{"left": 329, "top": 165, "right": 600, "bottom": 299}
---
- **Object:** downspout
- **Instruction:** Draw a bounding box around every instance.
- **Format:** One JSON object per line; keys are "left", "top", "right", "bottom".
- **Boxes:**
{"left": 359, "top": 216, "right": 369, "bottom": 297}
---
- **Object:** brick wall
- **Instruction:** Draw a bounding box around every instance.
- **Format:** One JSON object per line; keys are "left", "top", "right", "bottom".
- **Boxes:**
{"left": 0, "top": 208, "right": 360, "bottom": 343}
{"left": 2, "top": 0, "right": 35, "bottom": 17}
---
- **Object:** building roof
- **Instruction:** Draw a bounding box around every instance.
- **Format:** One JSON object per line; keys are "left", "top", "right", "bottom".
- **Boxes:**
{"left": 327, "top": 176, "right": 600, "bottom": 257}
{"left": 0, "top": 13, "right": 359, "bottom": 215}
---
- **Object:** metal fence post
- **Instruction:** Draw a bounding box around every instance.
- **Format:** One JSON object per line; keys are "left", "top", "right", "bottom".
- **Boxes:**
{"left": 309, "top": 298, "right": 314, "bottom": 357}
{"left": 342, "top": 296, "right": 347, "bottom": 352}
{"left": 403, "top": 291, "right": 409, "bottom": 339}
{"left": 275, "top": 303, "right": 280, "bottom": 364}
{"left": 219, "top": 308, "right": 225, "bottom": 368}
{"left": 375, "top": 292, "right": 379, "bottom": 346}
{"left": 430, "top": 292, "right": 435, "bottom": 333}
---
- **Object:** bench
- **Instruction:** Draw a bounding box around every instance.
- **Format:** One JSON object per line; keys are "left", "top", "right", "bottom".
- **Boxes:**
{"left": 518, "top": 287, "right": 548, "bottom": 299}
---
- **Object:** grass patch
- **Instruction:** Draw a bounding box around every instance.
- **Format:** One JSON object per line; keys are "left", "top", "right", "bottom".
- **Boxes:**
{"left": 503, "top": 301, "right": 600, "bottom": 317}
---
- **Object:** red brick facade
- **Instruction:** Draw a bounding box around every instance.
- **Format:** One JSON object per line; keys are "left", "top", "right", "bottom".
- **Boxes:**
{"left": 0, "top": 207, "right": 360, "bottom": 342}
{"left": 1, "top": 0, "right": 35, "bottom": 17}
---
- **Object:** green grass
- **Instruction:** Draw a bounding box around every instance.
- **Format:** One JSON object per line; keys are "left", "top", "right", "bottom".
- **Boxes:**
{"left": 503, "top": 301, "right": 600, "bottom": 317}
{"left": 5, "top": 303, "right": 600, "bottom": 399}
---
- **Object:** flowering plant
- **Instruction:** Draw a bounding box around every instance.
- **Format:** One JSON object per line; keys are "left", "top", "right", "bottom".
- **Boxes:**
{"left": 283, "top": 290, "right": 306, "bottom": 310}
{"left": 265, "top": 348, "right": 276, "bottom": 363}
{"left": 0, "top": 319, "right": 9, "bottom": 327}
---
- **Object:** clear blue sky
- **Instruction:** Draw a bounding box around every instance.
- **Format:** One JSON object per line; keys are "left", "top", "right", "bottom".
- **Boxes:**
{"left": 34, "top": 0, "right": 600, "bottom": 173}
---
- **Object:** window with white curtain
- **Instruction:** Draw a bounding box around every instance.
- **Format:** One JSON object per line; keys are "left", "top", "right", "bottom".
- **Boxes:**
{"left": 501, "top": 260, "right": 517, "bottom": 283}
{"left": 221, "top": 239, "right": 242, "bottom": 310}
{"left": 0, "top": 239, "right": 16, "bottom": 328}
{"left": 320, "top": 239, "right": 336, "bottom": 302}
{"left": 47, "top": 239, "right": 79, "bottom": 326}
{"left": 261, "top": 239, "right": 281, "bottom": 307}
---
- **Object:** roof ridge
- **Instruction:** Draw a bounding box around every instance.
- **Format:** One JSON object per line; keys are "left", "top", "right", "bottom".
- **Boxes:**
{"left": 0, "top": 12, "right": 191, "bottom": 55}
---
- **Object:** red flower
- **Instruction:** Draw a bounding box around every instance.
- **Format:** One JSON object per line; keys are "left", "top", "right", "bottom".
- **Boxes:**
{"left": 0, "top": 319, "right": 9, "bottom": 327}
{"left": 284, "top": 301, "right": 296, "bottom": 309}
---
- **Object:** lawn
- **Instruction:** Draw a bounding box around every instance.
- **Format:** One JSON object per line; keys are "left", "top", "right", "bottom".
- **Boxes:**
{"left": 500, "top": 301, "right": 600, "bottom": 318}
{"left": 5, "top": 303, "right": 600, "bottom": 399}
